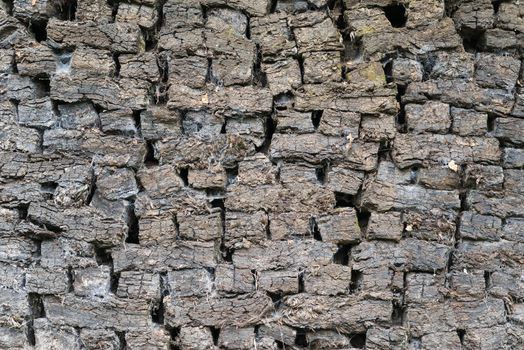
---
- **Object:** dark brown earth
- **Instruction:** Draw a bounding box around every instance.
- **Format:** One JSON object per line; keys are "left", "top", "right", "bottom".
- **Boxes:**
{"left": 0, "top": 0, "right": 523, "bottom": 349}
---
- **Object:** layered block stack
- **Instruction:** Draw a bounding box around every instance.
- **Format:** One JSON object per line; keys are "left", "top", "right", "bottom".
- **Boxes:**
{"left": 0, "top": 0, "right": 523, "bottom": 348}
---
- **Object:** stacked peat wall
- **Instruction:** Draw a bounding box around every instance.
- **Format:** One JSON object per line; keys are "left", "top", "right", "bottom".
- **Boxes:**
{"left": 0, "top": 0, "right": 523, "bottom": 349}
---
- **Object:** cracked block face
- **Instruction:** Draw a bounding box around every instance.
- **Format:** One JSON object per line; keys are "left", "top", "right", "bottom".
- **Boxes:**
{"left": 0, "top": 0, "right": 523, "bottom": 349}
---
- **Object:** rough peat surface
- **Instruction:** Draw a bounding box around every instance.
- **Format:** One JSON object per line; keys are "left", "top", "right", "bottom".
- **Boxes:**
{"left": 0, "top": 0, "right": 523, "bottom": 348}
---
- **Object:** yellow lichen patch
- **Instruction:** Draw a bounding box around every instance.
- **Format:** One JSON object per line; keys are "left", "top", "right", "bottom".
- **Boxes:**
{"left": 345, "top": 62, "right": 386, "bottom": 87}
{"left": 356, "top": 25, "right": 377, "bottom": 37}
